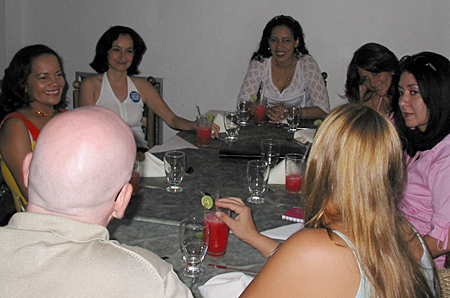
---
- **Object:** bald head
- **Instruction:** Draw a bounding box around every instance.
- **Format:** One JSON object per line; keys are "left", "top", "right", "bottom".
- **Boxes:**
{"left": 25, "top": 106, "right": 136, "bottom": 224}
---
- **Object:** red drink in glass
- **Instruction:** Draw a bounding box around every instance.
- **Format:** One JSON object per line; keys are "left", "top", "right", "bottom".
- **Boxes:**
{"left": 285, "top": 174, "right": 303, "bottom": 194}
{"left": 253, "top": 104, "right": 266, "bottom": 125}
{"left": 197, "top": 127, "right": 211, "bottom": 147}
{"left": 204, "top": 212, "right": 229, "bottom": 257}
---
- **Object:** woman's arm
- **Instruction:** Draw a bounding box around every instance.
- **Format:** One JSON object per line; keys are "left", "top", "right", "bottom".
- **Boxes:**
{"left": 0, "top": 118, "right": 33, "bottom": 198}
{"left": 303, "top": 56, "right": 330, "bottom": 118}
{"left": 78, "top": 76, "right": 99, "bottom": 106}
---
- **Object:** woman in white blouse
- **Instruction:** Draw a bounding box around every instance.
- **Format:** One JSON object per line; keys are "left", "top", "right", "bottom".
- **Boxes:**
{"left": 237, "top": 15, "right": 330, "bottom": 122}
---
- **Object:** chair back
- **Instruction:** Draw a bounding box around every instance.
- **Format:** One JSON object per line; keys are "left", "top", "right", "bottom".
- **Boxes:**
{"left": 72, "top": 73, "right": 163, "bottom": 148}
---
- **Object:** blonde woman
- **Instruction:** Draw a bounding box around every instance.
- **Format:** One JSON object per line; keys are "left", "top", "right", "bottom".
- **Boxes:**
{"left": 217, "top": 104, "right": 436, "bottom": 297}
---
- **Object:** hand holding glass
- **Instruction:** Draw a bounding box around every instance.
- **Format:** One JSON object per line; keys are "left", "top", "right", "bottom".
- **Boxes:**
{"left": 164, "top": 151, "right": 186, "bottom": 193}
{"left": 224, "top": 110, "right": 240, "bottom": 142}
{"left": 179, "top": 216, "right": 209, "bottom": 277}
{"left": 247, "top": 160, "right": 270, "bottom": 204}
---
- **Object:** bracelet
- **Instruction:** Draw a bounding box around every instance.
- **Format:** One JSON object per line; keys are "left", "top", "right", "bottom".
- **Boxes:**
{"left": 267, "top": 243, "right": 282, "bottom": 259}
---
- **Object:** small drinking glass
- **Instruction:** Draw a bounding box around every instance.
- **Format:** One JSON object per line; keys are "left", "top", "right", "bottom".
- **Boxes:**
{"left": 179, "top": 216, "right": 209, "bottom": 277}
{"left": 247, "top": 159, "right": 270, "bottom": 204}
{"left": 252, "top": 96, "right": 267, "bottom": 126}
{"left": 223, "top": 110, "right": 240, "bottom": 142}
{"left": 260, "top": 139, "right": 281, "bottom": 168}
{"left": 237, "top": 98, "right": 252, "bottom": 126}
{"left": 164, "top": 151, "right": 186, "bottom": 193}
{"left": 196, "top": 115, "right": 212, "bottom": 148}
{"left": 286, "top": 106, "right": 301, "bottom": 132}
{"left": 285, "top": 153, "right": 306, "bottom": 195}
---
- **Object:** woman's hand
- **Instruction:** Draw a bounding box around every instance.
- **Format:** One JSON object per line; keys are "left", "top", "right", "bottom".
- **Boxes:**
{"left": 267, "top": 102, "right": 286, "bottom": 123}
{"left": 211, "top": 122, "right": 220, "bottom": 138}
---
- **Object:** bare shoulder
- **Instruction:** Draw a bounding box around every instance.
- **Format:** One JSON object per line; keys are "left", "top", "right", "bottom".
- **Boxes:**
{"left": 80, "top": 74, "right": 102, "bottom": 88}
{"left": 0, "top": 116, "right": 30, "bottom": 149}
{"left": 131, "top": 76, "right": 154, "bottom": 91}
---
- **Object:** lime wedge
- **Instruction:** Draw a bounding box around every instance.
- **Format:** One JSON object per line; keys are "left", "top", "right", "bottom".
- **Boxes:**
{"left": 195, "top": 232, "right": 204, "bottom": 239}
{"left": 201, "top": 195, "right": 214, "bottom": 209}
{"left": 136, "top": 151, "right": 145, "bottom": 162}
{"left": 250, "top": 94, "right": 257, "bottom": 101}
{"left": 314, "top": 119, "right": 323, "bottom": 126}
{"left": 206, "top": 113, "right": 214, "bottom": 122}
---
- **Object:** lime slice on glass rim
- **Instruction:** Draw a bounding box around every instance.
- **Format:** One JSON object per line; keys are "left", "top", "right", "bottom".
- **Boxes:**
{"left": 314, "top": 119, "right": 323, "bottom": 126}
{"left": 195, "top": 232, "right": 204, "bottom": 239}
{"left": 201, "top": 195, "right": 214, "bottom": 209}
{"left": 250, "top": 94, "right": 258, "bottom": 102}
{"left": 206, "top": 113, "right": 214, "bottom": 122}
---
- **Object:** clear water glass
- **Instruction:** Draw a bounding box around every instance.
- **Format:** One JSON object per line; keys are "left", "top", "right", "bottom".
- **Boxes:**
{"left": 224, "top": 110, "right": 240, "bottom": 142}
{"left": 164, "top": 151, "right": 186, "bottom": 193}
{"left": 179, "top": 216, "right": 209, "bottom": 277}
{"left": 286, "top": 106, "right": 301, "bottom": 132}
{"left": 247, "top": 159, "right": 270, "bottom": 204}
{"left": 237, "top": 98, "right": 252, "bottom": 126}
{"left": 260, "top": 139, "right": 281, "bottom": 168}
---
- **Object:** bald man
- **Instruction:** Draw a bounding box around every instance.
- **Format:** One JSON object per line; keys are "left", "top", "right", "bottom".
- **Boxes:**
{"left": 0, "top": 106, "right": 192, "bottom": 298}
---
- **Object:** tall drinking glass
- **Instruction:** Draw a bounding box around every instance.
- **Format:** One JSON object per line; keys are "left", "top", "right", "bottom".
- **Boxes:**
{"left": 285, "top": 153, "right": 306, "bottom": 195}
{"left": 260, "top": 139, "right": 281, "bottom": 168}
{"left": 196, "top": 115, "right": 212, "bottom": 148}
{"left": 179, "top": 216, "right": 209, "bottom": 277}
{"left": 223, "top": 110, "right": 240, "bottom": 142}
{"left": 164, "top": 151, "right": 186, "bottom": 193}
{"left": 247, "top": 159, "right": 270, "bottom": 204}
{"left": 237, "top": 98, "right": 252, "bottom": 126}
{"left": 252, "top": 96, "right": 267, "bottom": 126}
{"left": 286, "top": 106, "right": 301, "bottom": 132}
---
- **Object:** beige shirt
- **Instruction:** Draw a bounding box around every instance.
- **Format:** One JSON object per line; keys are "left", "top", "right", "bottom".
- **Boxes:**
{"left": 0, "top": 213, "right": 193, "bottom": 298}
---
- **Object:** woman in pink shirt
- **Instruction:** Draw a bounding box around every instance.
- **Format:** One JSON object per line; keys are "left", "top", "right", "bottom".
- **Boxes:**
{"left": 395, "top": 51, "right": 450, "bottom": 268}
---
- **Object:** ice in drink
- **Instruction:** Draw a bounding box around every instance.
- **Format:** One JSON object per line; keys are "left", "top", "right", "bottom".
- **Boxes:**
{"left": 204, "top": 212, "right": 229, "bottom": 257}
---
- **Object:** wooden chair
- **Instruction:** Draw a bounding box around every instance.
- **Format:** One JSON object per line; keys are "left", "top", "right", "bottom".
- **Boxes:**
{"left": 72, "top": 72, "right": 163, "bottom": 148}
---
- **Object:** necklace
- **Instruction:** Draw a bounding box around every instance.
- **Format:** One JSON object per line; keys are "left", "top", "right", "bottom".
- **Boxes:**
{"left": 274, "top": 63, "right": 295, "bottom": 92}
{"left": 34, "top": 109, "right": 55, "bottom": 117}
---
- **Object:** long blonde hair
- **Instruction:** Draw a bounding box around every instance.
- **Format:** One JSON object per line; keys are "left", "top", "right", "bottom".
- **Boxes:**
{"left": 303, "top": 103, "right": 435, "bottom": 297}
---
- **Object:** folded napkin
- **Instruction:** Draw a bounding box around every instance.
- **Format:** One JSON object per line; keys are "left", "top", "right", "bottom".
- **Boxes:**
{"left": 294, "top": 128, "right": 316, "bottom": 144}
{"left": 261, "top": 223, "right": 304, "bottom": 240}
{"left": 139, "top": 152, "right": 165, "bottom": 177}
{"left": 148, "top": 135, "right": 198, "bottom": 154}
{"left": 268, "top": 159, "right": 285, "bottom": 184}
{"left": 213, "top": 113, "right": 226, "bottom": 133}
{"left": 199, "top": 272, "right": 254, "bottom": 298}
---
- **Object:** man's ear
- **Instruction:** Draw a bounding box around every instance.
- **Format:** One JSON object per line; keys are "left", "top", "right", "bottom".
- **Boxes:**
{"left": 22, "top": 152, "right": 33, "bottom": 188}
{"left": 111, "top": 183, "right": 132, "bottom": 219}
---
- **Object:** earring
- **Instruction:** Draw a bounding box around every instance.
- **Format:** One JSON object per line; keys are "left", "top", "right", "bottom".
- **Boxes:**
{"left": 268, "top": 47, "right": 271, "bottom": 52}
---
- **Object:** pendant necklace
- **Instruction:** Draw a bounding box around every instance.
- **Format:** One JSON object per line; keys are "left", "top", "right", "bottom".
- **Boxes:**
{"left": 274, "top": 63, "right": 294, "bottom": 92}
{"left": 34, "top": 109, "right": 55, "bottom": 117}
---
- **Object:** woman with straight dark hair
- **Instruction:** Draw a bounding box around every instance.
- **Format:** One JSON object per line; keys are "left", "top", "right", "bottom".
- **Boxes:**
{"left": 237, "top": 15, "right": 329, "bottom": 122}
{"left": 344, "top": 43, "right": 399, "bottom": 116}
{"left": 80, "top": 26, "right": 217, "bottom": 150}
{"left": 216, "top": 104, "right": 436, "bottom": 297}
{"left": 0, "top": 44, "right": 67, "bottom": 211}
{"left": 395, "top": 51, "right": 450, "bottom": 268}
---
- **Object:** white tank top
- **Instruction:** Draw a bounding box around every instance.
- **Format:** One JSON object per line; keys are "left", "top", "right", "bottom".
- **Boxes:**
{"left": 96, "top": 73, "right": 147, "bottom": 148}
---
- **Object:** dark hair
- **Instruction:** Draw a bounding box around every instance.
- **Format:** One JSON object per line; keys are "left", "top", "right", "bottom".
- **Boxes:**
{"left": 345, "top": 43, "right": 399, "bottom": 103}
{"left": 393, "top": 52, "right": 450, "bottom": 156}
{"left": 90, "top": 26, "right": 147, "bottom": 75}
{"left": 251, "top": 15, "right": 309, "bottom": 62}
{"left": 0, "top": 44, "right": 68, "bottom": 120}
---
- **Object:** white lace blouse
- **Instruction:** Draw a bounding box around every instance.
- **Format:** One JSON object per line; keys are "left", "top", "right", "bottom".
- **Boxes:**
{"left": 237, "top": 55, "right": 330, "bottom": 113}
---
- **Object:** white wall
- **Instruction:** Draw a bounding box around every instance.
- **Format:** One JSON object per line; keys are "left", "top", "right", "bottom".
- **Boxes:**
{"left": 2, "top": 0, "right": 450, "bottom": 141}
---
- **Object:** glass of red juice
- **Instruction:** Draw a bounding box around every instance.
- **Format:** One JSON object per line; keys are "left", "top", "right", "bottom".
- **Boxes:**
{"left": 252, "top": 96, "right": 267, "bottom": 126}
{"left": 285, "top": 153, "right": 306, "bottom": 195}
{"left": 196, "top": 115, "right": 212, "bottom": 147}
{"left": 204, "top": 209, "right": 230, "bottom": 257}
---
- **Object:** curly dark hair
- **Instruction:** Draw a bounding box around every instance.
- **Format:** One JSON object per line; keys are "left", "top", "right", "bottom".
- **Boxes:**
{"left": 345, "top": 43, "right": 399, "bottom": 103}
{"left": 393, "top": 52, "right": 450, "bottom": 157}
{"left": 0, "top": 44, "right": 68, "bottom": 120}
{"left": 90, "top": 26, "right": 147, "bottom": 75}
{"left": 251, "top": 15, "right": 309, "bottom": 62}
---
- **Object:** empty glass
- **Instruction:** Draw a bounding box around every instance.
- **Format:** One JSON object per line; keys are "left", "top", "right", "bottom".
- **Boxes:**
{"left": 223, "top": 110, "right": 240, "bottom": 142}
{"left": 247, "top": 159, "right": 270, "bottom": 204}
{"left": 260, "top": 139, "right": 281, "bottom": 168}
{"left": 286, "top": 106, "right": 301, "bottom": 132}
{"left": 164, "top": 151, "right": 186, "bottom": 193}
{"left": 237, "top": 98, "right": 252, "bottom": 126}
{"left": 179, "top": 216, "right": 209, "bottom": 277}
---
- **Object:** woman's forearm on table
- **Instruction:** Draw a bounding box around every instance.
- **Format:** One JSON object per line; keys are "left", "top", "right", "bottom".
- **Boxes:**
{"left": 301, "top": 106, "right": 327, "bottom": 119}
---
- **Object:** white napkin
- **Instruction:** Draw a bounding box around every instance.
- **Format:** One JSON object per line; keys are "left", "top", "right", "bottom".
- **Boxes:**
{"left": 199, "top": 272, "right": 254, "bottom": 298}
{"left": 268, "top": 160, "right": 285, "bottom": 184}
{"left": 213, "top": 113, "right": 226, "bottom": 133}
{"left": 148, "top": 135, "right": 198, "bottom": 154}
{"left": 261, "top": 223, "right": 304, "bottom": 240}
{"left": 139, "top": 152, "right": 165, "bottom": 177}
{"left": 294, "top": 128, "right": 316, "bottom": 144}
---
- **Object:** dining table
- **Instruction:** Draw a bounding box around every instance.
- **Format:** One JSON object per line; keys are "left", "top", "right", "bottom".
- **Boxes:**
{"left": 108, "top": 115, "right": 317, "bottom": 297}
